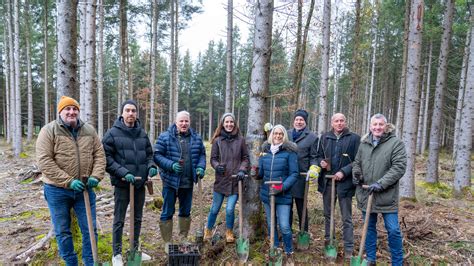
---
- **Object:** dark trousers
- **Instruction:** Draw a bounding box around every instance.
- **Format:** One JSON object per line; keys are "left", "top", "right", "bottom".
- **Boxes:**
{"left": 160, "top": 186, "right": 193, "bottom": 221}
{"left": 290, "top": 197, "right": 309, "bottom": 232}
{"left": 112, "top": 185, "right": 146, "bottom": 256}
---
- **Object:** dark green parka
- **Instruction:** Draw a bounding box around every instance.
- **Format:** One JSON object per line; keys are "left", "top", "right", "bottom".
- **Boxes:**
{"left": 352, "top": 124, "right": 407, "bottom": 213}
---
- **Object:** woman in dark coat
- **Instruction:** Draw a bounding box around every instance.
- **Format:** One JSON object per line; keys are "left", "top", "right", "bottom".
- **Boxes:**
{"left": 205, "top": 113, "right": 249, "bottom": 243}
{"left": 258, "top": 124, "right": 299, "bottom": 256}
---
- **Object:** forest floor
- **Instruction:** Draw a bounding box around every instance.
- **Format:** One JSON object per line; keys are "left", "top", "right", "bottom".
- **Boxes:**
{"left": 0, "top": 139, "right": 473, "bottom": 265}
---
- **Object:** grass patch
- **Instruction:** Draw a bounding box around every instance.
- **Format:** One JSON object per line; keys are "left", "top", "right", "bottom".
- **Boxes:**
{"left": 0, "top": 209, "right": 47, "bottom": 222}
{"left": 418, "top": 181, "right": 452, "bottom": 199}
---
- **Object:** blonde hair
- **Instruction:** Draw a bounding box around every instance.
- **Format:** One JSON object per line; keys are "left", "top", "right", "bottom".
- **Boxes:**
{"left": 267, "top": 124, "right": 288, "bottom": 144}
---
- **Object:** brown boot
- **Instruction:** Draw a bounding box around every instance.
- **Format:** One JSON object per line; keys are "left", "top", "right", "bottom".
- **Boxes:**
{"left": 225, "top": 229, "right": 235, "bottom": 243}
{"left": 204, "top": 228, "right": 212, "bottom": 241}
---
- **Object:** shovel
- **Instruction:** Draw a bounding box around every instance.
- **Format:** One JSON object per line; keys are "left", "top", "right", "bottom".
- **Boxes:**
{"left": 82, "top": 177, "right": 109, "bottom": 266}
{"left": 350, "top": 185, "right": 374, "bottom": 266}
{"left": 235, "top": 177, "right": 249, "bottom": 262}
{"left": 296, "top": 172, "right": 310, "bottom": 250}
{"left": 125, "top": 176, "right": 142, "bottom": 266}
{"left": 265, "top": 180, "right": 283, "bottom": 266}
{"left": 195, "top": 178, "right": 204, "bottom": 246}
{"left": 324, "top": 174, "right": 337, "bottom": 260}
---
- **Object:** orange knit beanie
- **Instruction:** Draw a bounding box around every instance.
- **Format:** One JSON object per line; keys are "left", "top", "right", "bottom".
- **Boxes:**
{"left": 57, "top": 96, "right": 80, "bottom": 113}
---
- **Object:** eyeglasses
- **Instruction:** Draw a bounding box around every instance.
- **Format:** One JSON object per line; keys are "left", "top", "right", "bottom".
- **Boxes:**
{"left": 273, "top": 132, "right": 284, "bottom": 136}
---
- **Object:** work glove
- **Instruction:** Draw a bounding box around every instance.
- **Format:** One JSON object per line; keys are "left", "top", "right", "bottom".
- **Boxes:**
{"left": 125, "top": 173, "right": 136, "bottom": 184}
{"left": 269, "top": 183, "right": 283, "bottom": 195}
{"left": 352, "top": 172, "right": 363, "bottom": 186}
{"left": 308, "top": 165, "right": 321, "bottom": 179}
{"left": 69, "top": 179, "right": 85, "bottom": 192}
{"left": 148, "top": 168, "right": 158, "bottom": 177}
{"left": 368, "top": 182, "right": 383, "bottom": 194}
{"left": 236, "top": 170, "right": 246, "bottom": 181}
{"left": 196, "top": 167, "right": 205, "bottom": 179}
{"left": 86, "top": 177, "right": 99, "bottom": 188}
{"left": 215, "top": 165, "right": 226, "bottom": 175}
{"left": 172, "top": 162, "right": 183, "bottom": 174}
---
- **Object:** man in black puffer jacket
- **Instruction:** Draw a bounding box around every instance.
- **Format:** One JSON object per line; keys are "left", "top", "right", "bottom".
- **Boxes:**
{"left": 102, "top": 100, "right": 157, "bottom": 265}
{"left": 316, "top": 113, "right": 360, "bottom": 260}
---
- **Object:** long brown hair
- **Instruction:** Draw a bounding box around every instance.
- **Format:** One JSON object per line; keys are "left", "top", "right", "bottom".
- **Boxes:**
{"left": 211, "top": 114, "right": 240, "bottom": 144}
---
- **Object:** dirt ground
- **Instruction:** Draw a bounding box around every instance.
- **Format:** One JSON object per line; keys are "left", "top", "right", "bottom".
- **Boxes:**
{"left": 0, "top": 140, "right": 473, "bottom": 265}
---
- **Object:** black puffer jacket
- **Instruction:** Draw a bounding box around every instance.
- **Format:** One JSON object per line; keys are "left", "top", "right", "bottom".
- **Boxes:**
{"left": 287, "top": 127, "right": 319, "bottom": 198}
{"left": 316, "top": 128, "right": 360, "bottom": 198}
{"left": 102, "top": 117, "right": 156, "bottom": 189}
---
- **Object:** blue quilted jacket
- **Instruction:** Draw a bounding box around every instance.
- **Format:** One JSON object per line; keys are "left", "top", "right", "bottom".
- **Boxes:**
{"left": 258, "top": 142, "right": 299, "bottom": 205}
{"left": 153, "top": 124, "right": 206, "bottom": 189}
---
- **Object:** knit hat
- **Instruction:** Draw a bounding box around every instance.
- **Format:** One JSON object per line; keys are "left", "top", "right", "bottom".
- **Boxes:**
{"left": 121, "top": 99, "right": 138, "bottom": 114}
{"left": 57, "top": 96, "right": 80, "bottom": 113}
{"left": 294, "top": 109, "right": 309, "bottom": 123}
{"left": 221, "top": 112, "right": 235, "bottom": 124}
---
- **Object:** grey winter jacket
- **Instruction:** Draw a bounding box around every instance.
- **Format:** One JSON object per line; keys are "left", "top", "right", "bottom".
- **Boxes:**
{"left": 352, "top": 124, "right": 407, "bottom": 213}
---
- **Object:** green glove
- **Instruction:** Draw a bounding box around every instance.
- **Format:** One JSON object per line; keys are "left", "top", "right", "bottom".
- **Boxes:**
{"left": 124, "top": 173, "right": 135, "bottom": 184}
{"left": 196, "top": 167, "right": 205, "bottom": 179}
{"left": 70, "top": 179, "right": 85, "bottom": 191}
{"left": 172, "top": 163, "right": 183, "bottom": 174}
{"left": 149, "top": 168, "right": 158, "bottom": 177}
{"left": 86, "top": 177, "right": 99, "bottom": 188}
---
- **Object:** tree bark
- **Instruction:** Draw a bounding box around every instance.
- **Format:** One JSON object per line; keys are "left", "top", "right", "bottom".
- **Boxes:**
{"left": 97, "top": 0, "right": 104, "bottom": 137}
{"left": 7, "top": 0, "right": 15, "bottom": 145}
{"left": 416, "top": 54, "right": 428, "bottom": 154}
{"left": 79, "top": 0, "right": 87, "bottom": 114}
{"left": 84, "top": 0, "right": 97, "bottom": 126}
{"left": 225, "top": 0, "right": 233, "bottom": 113}
{"left": 25, "top": 0, "right": 33, "bottom": 142}
{"left": 453, "top": 12, "right": 473, "bottom": 195}
{"left": 421, "top": 41, "right": 433, "bottom": 154}
{"left": 119, "top": 0, "right": 128, "bottom": 105}
{"left": 149, "top": 0, "right": 158, "bottom": 142}
{"left": 168, "top": 0, "right": 175, "bottom": 124}
{"left": 426, "top": 0, "right": 454, "bottom": 184}
{"left": 13, "top": 0, "right": 22, "bottom": 157}
{"left": 244, "top": 0, "right": 273, "bottom": 241}
{"left": 43, "top": 0, "right": 49, "bottom": 125}
{"left": 57, "top": 0, "right": 79, "bottom": 99}
{"left": 3, "top": 32, "right": 10, "bottom": 142}
{"left": 400, "top": 0, "right": 424, "bottom": 200}
{"left": 317, "top": 0, "right": 329, "bottom": 135}
{"left": 348, "top": 0, "right": 361, "bottom": 126}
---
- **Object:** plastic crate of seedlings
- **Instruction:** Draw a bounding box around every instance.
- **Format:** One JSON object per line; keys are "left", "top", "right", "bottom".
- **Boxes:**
{"left": 167, "top": 243, "right": 200, "bottom": 266}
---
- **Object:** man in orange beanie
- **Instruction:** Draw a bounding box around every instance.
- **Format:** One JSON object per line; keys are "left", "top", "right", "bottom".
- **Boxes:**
{"left": 36, "top": 95, "right": 106, "bottom": 266}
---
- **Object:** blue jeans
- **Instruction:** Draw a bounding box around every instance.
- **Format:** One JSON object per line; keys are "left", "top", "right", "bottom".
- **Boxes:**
{"left": 363, "top": 212, "right": 403, "bottom": 265}
{"left": 263, "top": 202, "right": 293, "bottom": 254}
{"left": 44, "top": 184, "right": 97, "bottom": 266}
{"left": 160, "top": 186, "right": 193, "bottom": 221}
{"left": 206, "top": 192, "right": 238, "bottom": 230}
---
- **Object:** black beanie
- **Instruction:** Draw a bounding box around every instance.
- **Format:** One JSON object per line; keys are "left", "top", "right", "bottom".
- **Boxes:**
{"left": 294, "top": 109, "right": 309, "bottom": 123}
{"left": 121, "top": 99, "right": 138, "bottom": 114}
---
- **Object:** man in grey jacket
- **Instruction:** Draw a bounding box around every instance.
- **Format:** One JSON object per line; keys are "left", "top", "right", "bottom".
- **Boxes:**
{"left": 352, "top": 113, "right": 407, "bottom": 266}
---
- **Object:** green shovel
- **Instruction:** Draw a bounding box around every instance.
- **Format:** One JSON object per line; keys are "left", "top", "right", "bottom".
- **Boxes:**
{"left": 296, "top": 172, "right": 310, "bottom": 250}
{"left": 324, "top": 175, "right": 337, "bottom": 260}
{"left": 351, "top": 185, "right": 374, "bottom": 266}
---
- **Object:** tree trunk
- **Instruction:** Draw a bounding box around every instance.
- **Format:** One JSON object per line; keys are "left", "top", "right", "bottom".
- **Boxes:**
{"left": 244, "top": 0, "right": 273, "bottom": 241}
{"left": 149, "top": 0, "right": 158, "bottom": 142}
{"left": 208, "top": 94, "right": 213, "bottom": 141}
{"left": 292, "top": 0, "right": 302, "bottom": 108}
{"left": 97, "top": 0, "right": 104, "bottom": 137}
{"left": 7, "top": 0, "right": 15, "bottom": 145}
{"left": 57, "top": 0, "right": 79, "bottom": 99}
{"left": 453, "top": 13, "right": 473, "bottom": 196}
{"left": 453, "top": 27, "right": 471, "bottom": 158}
{"left": 79, "top": 0, "right": 86, "bottom": 114}
{"left": 400, "top": 0, "right": 424, "bottom": 200}
{"left": 173, "top": 1, "right": 179, "bottom": 115}
{"left": 225, "top": 0, "right": 233, "bottom": 113}
{"left": 119, "top": 0, "right": 128, "bottom": 103}
{"left": 348, "top": 0, "right": 361, "bottom": 126}
{"left": 426, "top": 0, "right": 454, "bottom": 184}
{"left": 43, "top": 0, "right": 49, "bottom": 125}
{"left": 317, "top": 0, "right": 329, "bottom": 135}
{"left": 3, "top": 32, "right": 10, "bottom": 142}
{"left": 421, "top": 41, "right": 433, "bottom": 154}
{"left": 168, "top": 0, "right": 175, "bottom": 124}
{"left": 395, "top": 0, "right": 411, "bottom": 137}
{"left": 365, "top": 1, "right": 378, "bottom": 133}
{"left": 13, "top": 0, "right": 22, "bottom": 157}
{"left": 84, "top": 0, "right": 97, "bottom": 126}
{"left": 25, "top": 0, "right": 33, "bottom": 142}
{"left": 416, "top": 54, "right": 428, "bottom": 154}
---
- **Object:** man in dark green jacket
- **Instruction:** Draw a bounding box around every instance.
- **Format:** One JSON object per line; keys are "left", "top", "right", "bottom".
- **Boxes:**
{"left": 352, "top": 113, "right": 406, "bottom": 266}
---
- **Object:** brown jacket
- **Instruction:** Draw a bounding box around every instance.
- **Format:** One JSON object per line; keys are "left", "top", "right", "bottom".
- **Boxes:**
{"left": 210, "top": 134, "right": 249, "bottom": 196}
{"left": 36, "top": 119, "right": 106, "bottom": 188}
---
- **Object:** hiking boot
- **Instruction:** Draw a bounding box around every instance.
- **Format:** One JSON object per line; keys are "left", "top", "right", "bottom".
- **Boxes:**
{"left": 204, "top": 228, "right": 212, "bottom": 241}
{"left": 178, "top": 216, "right": 191, "bottom": 241}
{"left": 112, "top": 254, "right": 123, "bottom": 266}
{"left": 225, "top": 229, "right": 235, "bottom": 243}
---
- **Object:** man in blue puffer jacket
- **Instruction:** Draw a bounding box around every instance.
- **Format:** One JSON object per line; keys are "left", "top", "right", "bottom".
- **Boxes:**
{"left": 154, "top": 111, "right": 206, "bottom": 249}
